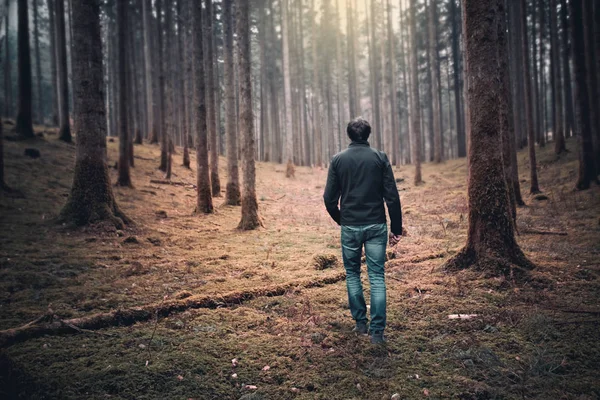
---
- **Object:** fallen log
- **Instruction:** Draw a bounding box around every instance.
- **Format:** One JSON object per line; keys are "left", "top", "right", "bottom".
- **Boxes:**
{"left": 521, "top": 229, "right": 568, "bottom": 236}
{"left": 0, "top": 272, "right": 346, "bottom": 348}
{"left": 149, "top": 179, "right": 196, "bottom": 188}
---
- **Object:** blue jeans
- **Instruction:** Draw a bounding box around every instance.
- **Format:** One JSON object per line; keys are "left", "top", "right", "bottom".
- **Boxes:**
{"left": 341, "top": 223, "right": 387, "bottom": 333}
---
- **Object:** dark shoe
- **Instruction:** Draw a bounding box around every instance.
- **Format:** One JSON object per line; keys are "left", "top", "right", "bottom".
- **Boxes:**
{"left": 370, "top": 332, "right": 386, "bottom": 344}
{"left": 353, "top": 321, "right": 368, "bottom": 335}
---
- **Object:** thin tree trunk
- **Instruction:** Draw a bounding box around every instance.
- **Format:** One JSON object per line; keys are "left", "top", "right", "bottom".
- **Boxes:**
{"left": 143, "top": 0, "right": 157, "bottom": 144}
{"left": 369, "top": 0, "right": 382, "bottom": 149}
{"left": 550, "top": 0, "right": 566, "bottom": 153}
{"left": 4, "top": 0, "right": 12, "bottom": 119}
{"left": 560, "top": 0, "right": 575, "bottom": 138}
{"left": 55, "top": 0, "right": 71, "bottom": 142}
{"left": 282, "top": 0, "right": 295, "bottom": 175}
{"left": 519, "top": 0, "right": 540, "bottom": 193}
{"left": 237, "top": 0, "right": 260, "bottom": 230}
{"left": 204, "top": 0, "right": 220, "bottom": 195}
{"left": 116, "top": 0, "right": 131, "bottom": 187}
{"left": 33, "top": 0, "right": 43, "bottom": 124}
{"left": 193, "top": 0, "right": 213, "bottom": 213}
{"left": 583, "top": 0, "right": 600, "bottom": 169}
{"left": 224, "top": 0, "right": 240, "bottom": 205}
{"left": 429, "top": 0, "right": 442, "bottom": 163}
{"left": 450, "top": 0, "right": 465, "bottom": 158}
{"left": 15, "top": 0, "right": 35, "bottom": 138}
{"left": 157, "top": 0, "right": 168, "bottom": 171}
{"left": 409, "top": 0, "right": 422, "bottom": 184}
{"left": 347, "top": 0, "right": 358, "bottom": 119}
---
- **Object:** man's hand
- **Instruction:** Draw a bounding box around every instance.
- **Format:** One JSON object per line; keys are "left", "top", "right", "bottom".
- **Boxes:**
{"left": 389, "top": 232, "right": 402, "bottom": 246}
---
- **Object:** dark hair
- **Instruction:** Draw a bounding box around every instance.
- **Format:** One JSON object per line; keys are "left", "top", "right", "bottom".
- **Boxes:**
{"left": 346, "top": 117, "right": 371, "bottom": 142}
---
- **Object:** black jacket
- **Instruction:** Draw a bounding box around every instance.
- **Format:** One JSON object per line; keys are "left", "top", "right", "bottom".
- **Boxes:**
{"left": 323, "top": 140, "right": 402, "bottom": 235}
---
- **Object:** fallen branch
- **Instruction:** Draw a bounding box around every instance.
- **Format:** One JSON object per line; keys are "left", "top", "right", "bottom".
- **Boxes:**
{"left": 521, "top": 229, "right": 568, "bottom": 236}
{"left": 149, "top": 179, "right": 196, "bottom": 188}
{"left": 0, "top": 272, "right": 346, "bottom": 348}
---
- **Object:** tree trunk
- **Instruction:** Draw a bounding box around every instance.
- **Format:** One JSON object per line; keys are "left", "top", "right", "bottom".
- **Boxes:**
{"left": 116, "top": 0, "right": 131, "bottom": 187}
{"left": 60, "top": 0, "right": 130, "bottom": 228}
{"left": 347, "top": 0, "right": 358, "bottom": 119}
{"left": 519, "top": 0, "right": 540, "bottom": 193}
{"left": 15, "top": 0, "right": 35, "bottom": 138}
{"left": 550, "top": 0, "right": 566, "bottom": 154}
{"left": 193, "top": 0, "right": 213, "bottom": 213}
{"left": 429, "top": 0, "right": 442, "bottom": 163}
{"left": 311, "top": 0, "right": 322, "bottom": 168}
{"left": 583, "top": 0, "right": 600, "bottom": 169}
{"left": 4, "top": 0, "right": 13, "bottom": 119}
{"left": 142, "top": 0, "right": 157, "bottom": 144}
{"left": 409, "top": 0, "right": 422, "bottom": 185}
{"left": 0, "top": 116, "right": 6, "bottom": 190}
{"left": 560, "top": 0, "right": 575, "bottom": 138}
{"left": 204, "top": 0, "right": 220, "bottom": 195}
{"left": 570, "top": 0, "right": 597, "bottom": 189}
{"left": 369, "top": 0, "right": 382, "bottom": 150}
{"left": 450, "top": 0, "right": 465, "bottom": 158}
{"left": 164, "top": 0, "right": 173, "bottom": 180}
{"left": 55, "top": 0, "right": 71, "bottom": 142}
{"left": 157, "top": 0, "right": 167, "bottom": 171}
{"left": 33, "top": 0, "right": 43, "bottom": 124}
{"left": 386, "top": 0, "right": 399, "bottom": 165}
{"left": 444, "top": 0, "right": 532, "bottom": 275}
{"left": 282, "top": 0, "right": 295, "bottom": 175}
{"left": 237, "top": 0, "right": 261, "bottom": 230}
{"left": 223, "top": 0, "right": 240, "bottom": 205}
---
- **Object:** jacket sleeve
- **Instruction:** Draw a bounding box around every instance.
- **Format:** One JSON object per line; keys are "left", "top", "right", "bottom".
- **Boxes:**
{"left": 323, "top": 159, "right": 341, "bottom": 225}
{"left": 381, "top": 152, "right": 403, "bottom": 235}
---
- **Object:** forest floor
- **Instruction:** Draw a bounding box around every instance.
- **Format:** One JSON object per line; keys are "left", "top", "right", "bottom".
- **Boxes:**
{"left": 1, "top": 121, "right": 599, "bottom": 400}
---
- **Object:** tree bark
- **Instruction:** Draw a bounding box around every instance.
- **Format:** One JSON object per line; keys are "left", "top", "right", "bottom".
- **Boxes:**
{"left": 570, "top": 0, "right": 597, "bottom": 189}
{"left": 347, "top": 0, "right": 358, "bottom": 119}
{"left": 560, "top": 0, "right": 575, "bottom": 138}
{"left": 223, "top": 0, "right": 240, "bottom": 205}
{"left": 116, "top": 0, "right": 132, "bottom": 187}
{"left": 282, "top": 0, "right": 295, "bottom": 175}
{"left": 429, "top": 0, "right": 442, "bottom": 163}
{"left": 142, "top": 0, "right": 157, "bottom": 144}
{"left": 15, "top": 0, "right": 35, "bottom": 138}
{"left": 409, "top": 0, "right": 422, "bottom": 185}
{"left": 193, "top": 0, "right": 213, "bottom": 213}
{"left": 519, "top": 0, "right": 540, "bottom": 193}
{"left": 204, "top": 0, "right": 220, "bottom": 195}
{"left": 60, "top": 0, "right": 130, "bottom": 227}
{"left": 4, "top": 0, "right": 12, "bottom": 119}
{"left": 444, "top": 0, "right": 532, "bottom": 275}
{"left": 237, "top": 0, "right": 261, "bottom": 230}
{"left": 157, "top": 0, "right": 168, "bottom": 171}
{"left": 550, "top": 0, "right": 566, "bottom": 154}
{"left": 33, "top": 0, "right": 43, "bottom": 124}
{"left": 450, "top": 0, "right": 465, "bottom": 158}
{"left": 583, "top": 0, "right": 600, "bottom": 169}
{"left": 55, "top": 0, "right": 71, "bottom": 142}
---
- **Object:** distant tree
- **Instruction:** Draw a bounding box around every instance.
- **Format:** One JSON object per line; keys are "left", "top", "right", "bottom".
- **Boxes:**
{"left": 15, "top": 0, "right": 34, "bottom": 138}
{"left": 55, "top": 0, "right": 71, "bottom": 142}
{"left": 560, "top": 0, "right": 575, "bottom": 138}
{"left": 60, "top": 0, "right": 130, "bottom": 227}
{"left": 282, "top": 0, "right": 294, "bottom": 177}
{"left": 32, "top": 0, "right": 43, "bottom": 124}
{"left": 583, "top": 0, "right": 600, "bottom": 168}
{"left": 157, "top": 0, "right": 168, "bottom": 171}
{"left": 450, "top": 0, "right": 465, "bottom": 158}
{"left": 223, "top": 0, "right": 240, "bottom": 205}
{"left": 570, "top": 0, "right": 597, "bottom": 189}
{"left": 143, "top": 0, "right": 157, "bottom": 144}
{"left": 550, "top": 0, "right": 566, "bottom": 154}
{"left": 4, "top": 0, "right": 12, "bottom": 119}
{"left": 178, "top": 0, "right": 190, "bottom": 169}
{"left": 205, "top": 0, "right": 220, "bottom": 195}
{"left": 193, "top": 0, "right": 213, "bottom": 214}
{"left": 444, "top": 0, "right": 532, "bottom": 275}
{"left": 409, "top": 0, "right": 422, "bottom": 185}
{"left": 428, "top": 0, "right": 442, "bottom": 163}
{"left": 116, "top": 0, "right": 132, "bottom": 186}
{"left": 237, "top": 0, "right": 260, "bottom": 230}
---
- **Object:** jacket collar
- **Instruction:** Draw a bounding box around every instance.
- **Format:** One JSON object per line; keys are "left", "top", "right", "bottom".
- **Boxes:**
{"left": 349, "top": 140, "right": 370, "bottom": 147}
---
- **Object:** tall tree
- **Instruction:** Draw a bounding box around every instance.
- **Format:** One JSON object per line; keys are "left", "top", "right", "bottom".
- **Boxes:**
{"left": 311, "top": 0, "right": 323, "bottom": 168}
{"left": 409, "top": 0, "right": 422, "bottom": 184}
{"left": 237, "top": 0, "right": 260, "bottom": 230}
{"left": 583, "top": 0, "right": 600, "bottom": 168}
{"left": 115, "top": 0, "right": 132, "bottom": 186}
{"left": 282, "top": 0, "right": 294, "bottom": 176}
{"left": 550, "top": 0, "right": 566, "bottom": 154}
{"left": 194, "top": 0, "right": 213, "bottom": 213}
{"left": 157, "top": 0, "right": 168, "bottom": 171}
{"left": 3, "top": 0, "right": 12, "bottom": 118}
{"left": 450, "top": 0, "right": 465, "bottom": 158}
{"left": 560, "top": 0, "right": 575, "bottom": 138}
{"left": 519, "top": 0, "right": 540, "bottom": 193}
{"left": 15, "top": 0, "right": 34, "bottom": 138}
{"left": 444, "top": 0, "right": 532, "bottom": 275}
{"left": 570, "top": 0, "right": 596, "bottom": 189}
{"left": 142, "top": 0, "right": 156, "bottom": 144}
{"left": 429, "top": 0, "right": 442, "bottom": 163}
{"left": 386, "top": 0, "right": 399, "bottom": 165}
{"left": 347, "top": 0, "right": 358, "bottom": 119}
{"left": 32, "top": 0, "right": 42, "bottom": 124}
{"left": 60, "top": 0, "right": 130, "bottom": 227}
{"left": 223, "top": 0, "right": 240, "bottom": 205}
{"left": 205, "top": 0, "right": 220, "bottom": 195}
{"left": 55, "top": 0, "right": 71, "bottom": 142}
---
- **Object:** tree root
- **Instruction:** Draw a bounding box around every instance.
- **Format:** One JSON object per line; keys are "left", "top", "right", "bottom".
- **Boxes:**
{"left": 442, "top": 246, "right": 534, "bottom": 278}
{"left": 0, "top": 272, "right": 346, "bottom": 348}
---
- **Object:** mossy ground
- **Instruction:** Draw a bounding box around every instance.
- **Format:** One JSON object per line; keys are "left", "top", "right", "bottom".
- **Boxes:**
{"left": 1, "top": 122, "right": 599, "bottom": 399}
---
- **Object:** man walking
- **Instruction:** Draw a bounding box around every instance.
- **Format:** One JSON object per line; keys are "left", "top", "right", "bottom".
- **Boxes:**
{"left": 323, "top": 118, "right": 403, "bottom": 344}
